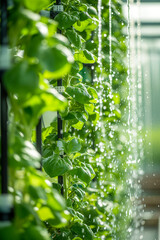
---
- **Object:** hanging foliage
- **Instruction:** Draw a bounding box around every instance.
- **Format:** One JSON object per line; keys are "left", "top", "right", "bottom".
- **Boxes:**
{"left": 0, "top": 0, "right": 135, "bottom": 240}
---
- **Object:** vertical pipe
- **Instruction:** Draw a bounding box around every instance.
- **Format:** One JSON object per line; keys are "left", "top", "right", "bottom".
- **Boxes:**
{"left": 57, "top": 81, "right": 63, "bottom": 140}
{"left": 36, "top": 118, "right": 42, "bottom": 155}
{"left": 0, "top": 0, "right": 8, "bottom": 194}
{"left": 36, "top": 117, "right": 42, "bottom": 170}
{"left": 56, "top": 0, "right": 61, "bottom": 4}
{"left": 56, "top": 0, "right": 63, "bottom": 195}
{"left": 0, "top": 82, "right": 8, "bottom": 194}
{"left": 1, "top": 0, "right": 8, "bottom": 46}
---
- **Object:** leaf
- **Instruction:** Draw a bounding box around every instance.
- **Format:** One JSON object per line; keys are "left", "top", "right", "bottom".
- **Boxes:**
{"left": 66, "top": 83, "right": 91, "bottom": 104}
{"left": 43, "top": 154, "right": 72, "bottom": 177}
{"left": 70, "top": 62, "right": 80, "bottom": 75}
{"left": 87, "top": 87, "right": 98, "bottom": 103}
{"left": 23, "top": 0, "right": 50, "bottom": 12}
{"left": 73, "top": 112, "right": 88, "bottom": 122}
{"left": 15, "top": 202, "right": 41, "bottom": 224}
{"left": 22, "top": 226, "right": 50, "bottom": 240}
{"left": 39, "top": 45, "right": 74, "bottom": 79}
{"left": 69, "top": 166, "right": 91, "bottom": 185}
{"left": 67, "top": 207, "right": 84, "bottom": 222}
{"left": 72, "top": 238, "right": 83, "bottom": 240}
{"left": 113, "top": 109, "right": 121, "bottom": 119}
{"left": 47, "top": 190, "right": 66, "bottom": 212}
{"left": 28, "top": 186, "right": 47, "bottom": 201}
{"left": 78, "top": 4, "right": 88, "bottom": 12}
{"left": 46, "top": 210, "right": 70, "bottom": 228}
{"left": 10, "top": 137, "right": 41, "bottom": 169}
{"left": 79, "top": 12, "right": 91, "bottom": 21}
{"left": 71, "top": 222, "right": 94, "bottom": 240}
{"left": 74, "top": 50, "right": 96, "bottom": 64}
{"left": 84, "top": 104, "right": 94, "bottom": 114}
{"left": 21, "top": 8, "right": 41, "bottom": 21}
{"left": 89, "top": 111, "right": 99, "bottom": 125}
{"left": 4, "top": 61, "right": 39, "bottom": 96}
{"left": 23, "top": 88, "right": 67, "bottom": 119}
{"left": 71, "top": 186, "right": 85, "bottom": 199}
{"left": 84, "top": 163, "right": 95, "bottom": 178}
{"left": 72, "top": 121, "right": 84, "bottom": 130}
{"left": 66, "top": 29, "right": 82, "bottom": 49}
{"left": 38, "top": 207, "right": 54, "bottom": 221}
{"left": 88, "top": 6, "right": 98, "bottom": 16}
{"left": 26, "top": 34, "right": 44, "bottom": 58}
{"left": 113, "top": 93, "right": 120, "bottom": 104}
{"left": 0, "top": 224, "right": 19, "bottom": 240}
{"left": 66, "top": 138, "right": 81, "bottom": 154}
{"left": 55, "top": 12, "right": 79, "bottom": 30}
{"left": 73, "top": 19, "right": 90, "bottom": 32}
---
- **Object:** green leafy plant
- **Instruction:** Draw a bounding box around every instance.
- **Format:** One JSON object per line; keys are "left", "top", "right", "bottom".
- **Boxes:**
{"left": 0, "top": 0, "right": 135, "bottom": 239}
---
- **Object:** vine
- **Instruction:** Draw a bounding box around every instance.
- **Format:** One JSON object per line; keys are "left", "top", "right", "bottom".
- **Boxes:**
{"left": 0, "top": 0, "right": 134, "bottom": 240}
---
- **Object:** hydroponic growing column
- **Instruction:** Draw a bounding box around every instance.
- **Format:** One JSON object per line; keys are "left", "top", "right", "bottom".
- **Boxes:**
{"left": 55, "top": 0, "right": 64, "bottom": 195}
{"left": 40, "top": 0, "right": 64, "bottom": 195}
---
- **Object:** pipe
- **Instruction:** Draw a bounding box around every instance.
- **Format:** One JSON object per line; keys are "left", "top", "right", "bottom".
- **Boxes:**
{"left": 0, "top": 0, "right": 8, "bottom": 194}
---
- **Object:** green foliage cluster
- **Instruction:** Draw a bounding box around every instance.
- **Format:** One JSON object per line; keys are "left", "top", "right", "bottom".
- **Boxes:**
{"left": 0, "top": 0, "right": 133, "bottom": 239}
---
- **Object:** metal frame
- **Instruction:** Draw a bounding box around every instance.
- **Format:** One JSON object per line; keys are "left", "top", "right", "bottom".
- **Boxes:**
{"left": 0, "top": 0, "right": 9, "bottom": 195}
{"left": 37, "top": 0, "right": 64, "bottom": 195}
{"left": 0, "top": 0, "right": 14, "bottom": 222}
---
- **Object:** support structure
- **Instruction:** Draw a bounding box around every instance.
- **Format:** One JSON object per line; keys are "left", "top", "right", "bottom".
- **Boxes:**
{"left": 57, "top": 89, "right": 64, "bottom": 195}
{"left": 36, "top": 118, "right": 42, "bottom": 155}
{"left": 0, "top": 0, "right": 9, "bottom": 195}
{"left": 36, "top": 117, "right": 42, "bottom": 171}
{"left": 0, "top": 0, "right": 14, "bottom": 222}
{"left": 40, "top": 0, "right": 64, "bottom": 195}
{"left": 55, "top": 0, "right": 64, "bottom": 195}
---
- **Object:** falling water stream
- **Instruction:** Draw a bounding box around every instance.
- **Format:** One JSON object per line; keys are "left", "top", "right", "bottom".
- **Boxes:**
{"left": 98, "top": 0, "right": 103, "bottom": 118}
{"left": 109, "top": 0, "right": 112, "bottom": 89}
{"left": 126, "top": 0, "right": 132, "bottom": 165}
{"left": 95, "top": 0, "right": 104, "bottom": 181}
{"left": 136, "top": 0, "right": 144, "bottom": 239}
{"left": 127, "top": 0, "right": 144, "bottom": 238}
{"left": 97, "top": 0, "right": 144, "bottom": 238}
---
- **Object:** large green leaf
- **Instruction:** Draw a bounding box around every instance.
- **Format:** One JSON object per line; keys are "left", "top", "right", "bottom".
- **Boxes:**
{"left": 21, "top": 226, "right": 50, "bottom": 240}
{"left": 37, "top": 206, "right": 55, "bottom": 221}
{"left": 43, "top": 154, "right": 72, "bottom": 177}
{"left": 39, "top": 45, "right": 74, "bottom": 79}
{"left": 0, "top": 224, "right": 19, "bottom": 240}
{"left": 69, "top": 166, "right": 91, "bottom": 185}
{"left": 66, "top": 83, "right": 91, "bottom": 104}
{"left": 73, "top": 112, "right": 88, "bottom": 122}
{"left": 23, "top": 88, "right": 67, "bottom": 119}
{"left": 72, "top": 121, "right": 84, "bottom": 130}
{"left": 88, "top": 6, "right": 98, "bottom": 16}
{"left": 71, "top": 222, "right": 94, "bottom": 240}
{"left": 84, "top": 104, "right": 94, "bottom": 114}
{"left": 23, "top": 0, "right": 50, "bottom": 12}
{"left": 74, "top": 50, "right": 96, "bottom": 64}
{"left": 66, "top": 138, "right": 81, "bottom": 154}
{"left": 66, "top": 29, "right": 82, "bottom": 49}
{"left": 4, "top": 61, "right": 39, "bottom": 95}
{"left": 87, "top": 87, "right": 98, "bottom": 103}
{"left": 73, "top": 19, "right": 90, "bottom": 32}
{"left": 55, "top": 12, "right": 79, "bottom": 30}
{"left": 10, "top": 136, "right": 41, "bottom": 169}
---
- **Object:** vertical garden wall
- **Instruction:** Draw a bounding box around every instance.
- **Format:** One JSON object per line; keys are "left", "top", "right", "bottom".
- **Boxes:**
{"left": 0, "top": 0, "right": 138, "bottom": 239}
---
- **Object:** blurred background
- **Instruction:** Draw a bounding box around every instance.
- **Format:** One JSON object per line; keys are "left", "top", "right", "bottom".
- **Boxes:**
{"left": 123, "top": 1, "right": 160, "bottom": 239}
